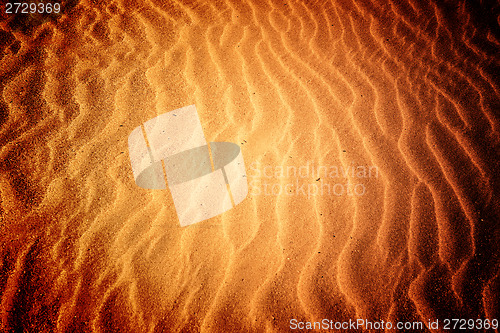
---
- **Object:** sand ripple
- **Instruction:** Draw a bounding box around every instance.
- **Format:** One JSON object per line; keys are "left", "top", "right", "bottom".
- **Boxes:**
{"left": 1, "top": 0, "right": 499, "bottom": 331}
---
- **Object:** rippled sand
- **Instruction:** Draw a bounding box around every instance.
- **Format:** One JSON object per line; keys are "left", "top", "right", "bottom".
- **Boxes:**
{"left": 1, "top": 0, "right": 499, "bottom": 331}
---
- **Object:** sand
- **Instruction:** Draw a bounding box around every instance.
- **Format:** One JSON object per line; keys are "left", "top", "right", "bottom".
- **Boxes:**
{"left": 1, "top": 0, "right": 499, "bottom": 331}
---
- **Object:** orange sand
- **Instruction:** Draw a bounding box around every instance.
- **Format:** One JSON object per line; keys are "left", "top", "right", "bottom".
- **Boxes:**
{"left": 1, "top": 0, "right": 499, "bottom": 331}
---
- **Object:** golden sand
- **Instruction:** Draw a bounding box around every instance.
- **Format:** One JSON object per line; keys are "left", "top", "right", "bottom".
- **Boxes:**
{"left": 1, "top": 0, "right": 499, "bottom": 331}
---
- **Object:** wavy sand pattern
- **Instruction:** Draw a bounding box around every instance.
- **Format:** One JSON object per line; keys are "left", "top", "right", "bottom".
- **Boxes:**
{"left": 1, "top": 0, "right": 499, "bottom": 331}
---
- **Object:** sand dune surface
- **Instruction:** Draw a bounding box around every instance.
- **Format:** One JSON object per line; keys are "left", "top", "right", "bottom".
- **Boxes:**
{"left": 1, "top": 0, "right": 499, "bottom": 331}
